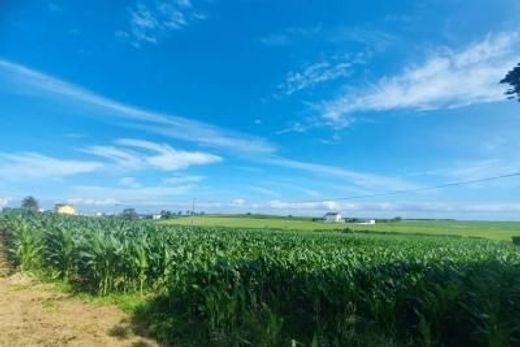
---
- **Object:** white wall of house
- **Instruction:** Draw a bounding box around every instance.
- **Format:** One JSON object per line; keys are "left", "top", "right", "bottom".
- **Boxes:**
{"left": 324, "top": 213, "right": 343, "bottom": 223}
{"left": 357, "top": 219, "right": 376, "bottom": 225}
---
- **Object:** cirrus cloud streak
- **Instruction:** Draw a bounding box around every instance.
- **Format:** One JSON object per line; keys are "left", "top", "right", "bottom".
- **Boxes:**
{"left": 320, "top": 32, "right": 520, "bottom": 121}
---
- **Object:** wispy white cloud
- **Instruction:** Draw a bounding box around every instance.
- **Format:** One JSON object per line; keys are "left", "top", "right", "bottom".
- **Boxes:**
{"left": 256, "top": 179, "right": 323, "bottom": 198}
{"left": 0, "top": 152, "right": 102, "bottom": 180}
{"left": 162, "top": 175, "right": 205, "bottom": 185}
{"left": 282, "top": 61, "right": 352, "bottom": 95}
{"left": 275, "top": 121, "right": 310, "bottom": 135}
{"left": 277, "top": 54, "right": 365, "bottom": 96}
{"left": 262, "top": 25, "right": 395, "bottom": 52}
{"left": 276, "top": 116, "right": 355, "bottom": 135}
{"left": 118, "top": 138, "right": 222, "bottom": 170}
{"left": 333, "top": 27, "right": 398, "bottom": 52}
{"left": 83, "top": 138, "right": 222, "bottom": 171}
{"left": 432, "top": 159, "right": 519, "bottom": 181}
{"left": 68, "top": 173, "right": 208, "bottom": 210}
{"left": 413, "top": 118, "right": 520, "bottom": 185}
{"left": 415, "top": 158, "right": 520, "bottom": 193}
{"left": 266, "top": 157, "right": 418, "bottom": 191}
{"left": 70, "top": 183, "right": 195, "bottom": 207}
{"left": 268, "top": 200, "right": 341, "bottom": 211}
{"left": 248, "top": 186, "right": 281, "bottom": 198}
{"left": 231, "top": 198, "right": 246, "bottom": 207}
{"left": 67, "top": 197, "right": 119, "bottom": 207}
{"left": 320, "top": 32, "right": 520, "bottom": 121}
{"left": 130, "top": 122, "right": 275, "bottom": 155}
{"left": 295, "top": 187, "right": 321, "bottom": 198}
{"left": 0, "top": 59, "right": 275, "bottom": 155}
{"left": 119, "top": 0, "right": 208, "bottom": 47}
{"left": 82, "top": 146, "right": 142, "bottom": 169}
{"left": 118, "top": 177, "right": 141, "bottom": 188}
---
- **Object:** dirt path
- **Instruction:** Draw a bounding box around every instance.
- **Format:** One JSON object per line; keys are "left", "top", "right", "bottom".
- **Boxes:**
{"left": 0, "top": 274, "right": 160, "bottom": 347}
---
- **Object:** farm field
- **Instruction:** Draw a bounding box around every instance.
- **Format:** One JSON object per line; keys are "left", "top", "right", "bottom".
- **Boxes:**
{"left": 160, "top": 215, "right": 520, "bottom": 241}
{"left": 2, "top": 211, "right": 520, "bottom": 346}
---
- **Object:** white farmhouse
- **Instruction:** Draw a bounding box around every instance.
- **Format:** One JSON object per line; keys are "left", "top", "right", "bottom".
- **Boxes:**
{"left": 323, "top": 212, "right": 343, "bottom": 223}
{"left": 152, "top": 214, "right": 162, "bottom": 220}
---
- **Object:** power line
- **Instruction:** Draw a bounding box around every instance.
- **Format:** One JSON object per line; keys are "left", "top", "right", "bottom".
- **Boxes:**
{"left": 112, "top": 171, "right": 520, "bottom": 209}
{"left": 290, "top": 171, "right": 520, "bottom": 204}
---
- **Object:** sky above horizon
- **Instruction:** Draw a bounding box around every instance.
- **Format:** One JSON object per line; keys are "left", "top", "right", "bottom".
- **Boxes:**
{"left": 0, "top": 0, "right": 519, "bottom": 220}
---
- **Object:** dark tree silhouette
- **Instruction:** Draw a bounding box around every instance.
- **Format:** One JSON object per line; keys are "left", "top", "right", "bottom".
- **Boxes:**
{"left": 121, "top": 208, "right": 138, "bottom": 220}
{"left": 21, "top": 196, "right": 39, "bottom": 211}
{"left": 501, "top": 62, "right": 520, "bottom": 101}
{"left": 160, "top": 210, "right": 173, "bottom": 219}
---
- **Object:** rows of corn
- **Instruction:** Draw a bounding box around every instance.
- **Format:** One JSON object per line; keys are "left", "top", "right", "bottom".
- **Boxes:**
{"left": 1, "top": 211, "right": 519, "bottom": 346}
{"left": 0, "top": 227, "right": 9, "bottom": 277}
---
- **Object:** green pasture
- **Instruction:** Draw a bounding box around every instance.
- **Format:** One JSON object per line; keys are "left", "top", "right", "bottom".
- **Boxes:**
{"left": 160, "top": 215, "right": 520, "bottom": 241}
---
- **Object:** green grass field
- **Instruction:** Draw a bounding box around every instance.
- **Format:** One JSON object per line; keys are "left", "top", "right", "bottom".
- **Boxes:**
{"left": 160, "top": 215, "right": 520, "bottom": 241}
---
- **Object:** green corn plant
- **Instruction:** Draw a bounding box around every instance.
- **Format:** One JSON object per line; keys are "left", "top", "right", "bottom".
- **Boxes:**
{"left": 7, "top": 215, "right": 42, "bottom": 272}
{"left": 42, "top": 223, "right": 78, "bottom": 279}
{"left": 1, "top": 211, "right": 520, "bottom": 346}
{"left": 132, "top": 238, "right": 149, "bottom": 296}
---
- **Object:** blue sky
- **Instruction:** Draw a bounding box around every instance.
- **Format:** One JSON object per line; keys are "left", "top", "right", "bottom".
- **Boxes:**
{"left": 0, "top": 0, "right": 519, "bottom": 219}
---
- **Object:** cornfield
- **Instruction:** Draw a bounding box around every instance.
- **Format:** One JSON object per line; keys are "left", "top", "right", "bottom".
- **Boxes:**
{"left": 1, "top": 211, "right": 519, "bottom": 346}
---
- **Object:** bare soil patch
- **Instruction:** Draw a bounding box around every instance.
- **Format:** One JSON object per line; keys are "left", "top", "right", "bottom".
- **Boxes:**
{"left": 0, "top": 274, "right": 159, "bottom": 347}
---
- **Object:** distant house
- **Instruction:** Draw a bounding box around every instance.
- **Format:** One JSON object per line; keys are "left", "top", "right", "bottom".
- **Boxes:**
{"left": 152, "top": 214, "right": 162, "bottom": 220}
{"left": 324, "top": 212, "right": 343, "bottom": 223}
{"left": 54, "top": 203, "right": 76, "bottom": 215}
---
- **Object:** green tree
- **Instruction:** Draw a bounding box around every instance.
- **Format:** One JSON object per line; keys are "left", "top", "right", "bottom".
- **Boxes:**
{"left": 21, "top": 196, "right": 39, "bottom": 211}
{"left": 160, "top": 210, "right": 173, "bottom": 219}
{"left": 501, "top": 62, "right": 520, "bottom": 101}
{"left": 120, "top": 208, "right": 138, "bottom": 220}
